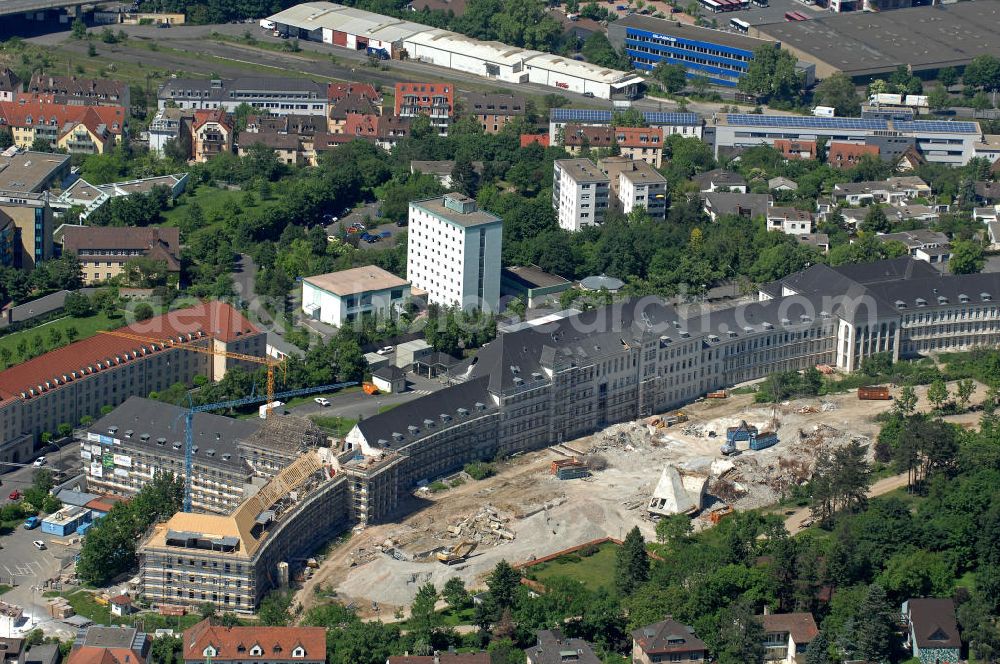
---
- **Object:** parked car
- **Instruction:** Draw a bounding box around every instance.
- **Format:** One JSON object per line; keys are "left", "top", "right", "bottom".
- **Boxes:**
{"left": 380, "top": 345, "right": 395, "bottom": 354}
{"left": 314, "top": 397, "right": 331, "bottom": 407}
{"left": 347, "top": 227, "right": 359, "bottom": 233}
{"left": 33, "top": 540, "right": 46, "bottom": 550}
{"left": 8, "top": 490, "right": 20, "bottom": 500}
{"left": 353, "top": 223, "right": 367, "bottom": 231}
{"left": 583, "top": 92, "right": 595, "bottom": 97}
{"left": 365, "top": 236, "right": 379, "bottom": 243}
{"left": 23, "top": 517, "right": 40, "bottom": 530}
{"left": 379, "top": 231, "right": 392, "bottom": 238}
{"left": 33, "top": 456, "right": 46, "bottom": 467}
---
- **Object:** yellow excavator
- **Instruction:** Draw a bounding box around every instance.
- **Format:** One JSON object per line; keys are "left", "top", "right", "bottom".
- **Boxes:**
{"left": 437, "top": 540, "right": 477, "bottom": 564}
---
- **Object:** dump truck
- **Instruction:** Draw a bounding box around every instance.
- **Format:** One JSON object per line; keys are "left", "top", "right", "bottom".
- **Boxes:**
{"left": 858, "top": 385, "right": 891, "bottom": 400}
{"left": 437, "top": 541, "right": 477, "bottom": 564}
{"left": 749, "top": 431, "right": 778, "bottom": 451}
{"left": 706, "top": 390, "right": 729, "bottom": 399}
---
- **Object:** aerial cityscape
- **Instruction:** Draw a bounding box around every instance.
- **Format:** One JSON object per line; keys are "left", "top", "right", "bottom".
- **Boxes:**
{"left": 0, "top": 0, "right": 998, "bottom": 662}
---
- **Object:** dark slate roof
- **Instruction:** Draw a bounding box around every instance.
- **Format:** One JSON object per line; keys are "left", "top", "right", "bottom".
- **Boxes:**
{"left": 702, "top": 192, "right": 771, "bottom": 219}
{"left": 907, "top": 598, "right": 961, "bottom": 650}
{"left": 693, "top": 169, "right": 747, "bottom": 189}
{"left": 86, "top": 397, "right": 260, "bottom": 470}
{"left": 632, "top": 618, "right": 707, "bottom": 655}
{"left": 372, "top": 365, "right": 405, "bottom": 380}
{"left": 524, "top": 630, "right": 601, "bottom": 664}
{"left": 354, "top": 376, "right": 495, "bottom": 451}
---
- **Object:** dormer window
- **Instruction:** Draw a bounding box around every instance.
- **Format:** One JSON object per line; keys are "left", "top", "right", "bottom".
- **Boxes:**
{"left": 292, "top": 647, "right": 305, "bottom": 658}
{"left": 202, "top": 647, "right": 217, "bottom": 658}
{"left": 249, "top": 645, "right": 263, "bottom": 656}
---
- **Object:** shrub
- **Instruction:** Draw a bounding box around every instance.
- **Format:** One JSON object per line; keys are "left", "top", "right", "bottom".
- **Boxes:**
{"left": 464, "top": 461, "right": 496, "bottom": 480}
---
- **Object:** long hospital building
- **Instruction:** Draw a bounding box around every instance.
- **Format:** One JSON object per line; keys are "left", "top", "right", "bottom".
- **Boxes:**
{"left": 136, "top": 257, "right": 1000, "bottom": 614}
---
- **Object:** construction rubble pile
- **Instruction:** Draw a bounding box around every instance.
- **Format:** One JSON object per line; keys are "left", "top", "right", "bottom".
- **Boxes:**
{"left": 430, "top": 504, "right": 517, "bottom": 554}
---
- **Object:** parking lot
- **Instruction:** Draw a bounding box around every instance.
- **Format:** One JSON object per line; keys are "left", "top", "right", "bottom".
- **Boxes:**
{"left": 324, "top": 202, "right": 402, "bottom": 252}
{"left": 0, "top": 516, "right": 75, "bottom": 635}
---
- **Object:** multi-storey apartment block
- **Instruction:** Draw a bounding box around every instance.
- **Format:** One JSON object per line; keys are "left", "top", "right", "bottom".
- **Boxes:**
{"left": 158, "top": 78, "right": 327, "bottom": 116}
{"left": 394, "top": 82, "right": 453, "bottom": 135}
{"left": 552, "top": 158, "right": 610, "bottom": 231}
{"left": 406, "top": 193, "right": 502, "bottom": 312}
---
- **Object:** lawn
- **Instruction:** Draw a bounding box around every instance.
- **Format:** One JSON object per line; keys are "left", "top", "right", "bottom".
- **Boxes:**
{"left": 0, "top": 312, "right": 118, "bottom": 368}
{"left": 162, "top": 184, "right": 284, "bottom": 232}
{"left": 0, "top": 584, "right": 12, "bottom": 595}
{"left": 310, "top": 415, "right": 358, "bottom": 436}
{"left": 63, "top": 589, "right": 113, "bottom": 625}
{"left": 525, "top": 541, "right": 621, "bottom": 593}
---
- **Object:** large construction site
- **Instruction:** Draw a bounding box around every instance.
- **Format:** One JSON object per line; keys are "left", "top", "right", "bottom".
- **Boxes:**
{"left": 298, "top": 381, "right": 962, "bottom": 617}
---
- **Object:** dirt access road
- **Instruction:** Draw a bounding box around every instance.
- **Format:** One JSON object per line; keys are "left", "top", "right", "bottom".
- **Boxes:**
{"left": 782, "top": 472, "right": 910, "bottom": 534}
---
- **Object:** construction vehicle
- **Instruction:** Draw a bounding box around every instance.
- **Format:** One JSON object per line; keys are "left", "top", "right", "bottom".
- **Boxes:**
{"left": 437, "top": 540, "right": 477, "bottom": 564}
{"left": 709, "top": 505, "right": 734, "bottom": 524}
{"left": 858, "top": 385, "right": 891, "bottom": 400}
{"left": 362, "top": 382, "right": 379, "bottom": 395}
{"left": 706, "top": 390, "right": 729, "bottom": 399}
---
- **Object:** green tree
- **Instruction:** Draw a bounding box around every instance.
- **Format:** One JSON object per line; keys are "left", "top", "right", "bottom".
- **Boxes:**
{"left": 199, "top": 603, "right": 216, "bottom": 620}
{"left": 450, "top": 156, "right": 479, "bottom": 197}
{"left": 927, "top": 84, "right": 951, "bottom": 112}
{"left": 813, "top": 73, "right": 862, "bottom": 116}
{"left": 938, "top": 66, "right": 959, "bottom": 87}
{"left": 737, "top": 45, "right": 802, "bottom": 103}
{"left": 949, "top": 238, "right": 985, "bottom": 274}
{"left": 654, "top": 62, "right": 688, "bottom": 94}
{"left": 257, "top": 590, "right": 292, "bottom": 626}
{"left": 486, "top": 559, "right": 520, "bottom": 612}
{"left": 927, "top": 379, "right": 949, "bottom": 411}
{"left": 853, "top": 584, "right": 895, "bottom": 663}
{"left": 964, "top": 54, "right": 1000, "bottom": 91}
{"left": 956, "top": 378, "right": 976, "bottom": 410}
{"left": 805, "top": 630, "right": 833, "bottom": 664}
{"left": 409, "top": 582, "right": 439, "bottom": 638}
{"left": 612, "top": 107, "right": 647, "bottom": 127}
{"left": 972, "top": 91, "right": 994, "bottom": 116}
{"left": 895, "top": 385, "right": 918, "bottom": 416}
{"left": 71, "top": 18, "right": 87, "bottom": 39}
{"left": 716, "top": 599, "right": 765, "bottom": 664}
{"left": 655, "top": 513, "right": 692, "bottom": 547}
{"left": 134, "top": 302, "right": 155, "bottom": 322}
{"left": 442, "top": 576, "right": 469, "bottom": 609}
{"left": 615, "top": 525, "right": 650, "bottom": 595}
{"left": 486, "top": 639, "right": 524, "bottom": 664}
{"left": 862, "top": 205, "right": 890, "bottom": 233}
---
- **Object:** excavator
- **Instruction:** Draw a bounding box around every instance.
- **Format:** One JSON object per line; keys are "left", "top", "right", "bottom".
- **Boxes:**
{"left": 437, "top": 540, "right": 477, "bottom": 564}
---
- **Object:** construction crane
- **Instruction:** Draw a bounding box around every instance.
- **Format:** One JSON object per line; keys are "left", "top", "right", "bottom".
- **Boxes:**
{"left": 177, "top": 382, "right": 356, "bottom": 511}
{"left": 99, "top": 329, "right": 286, "bottom": 407}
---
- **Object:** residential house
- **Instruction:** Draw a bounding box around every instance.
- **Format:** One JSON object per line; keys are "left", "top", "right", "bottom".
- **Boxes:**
{"left": 463, "top": 92, "right": 524, "bottom": 134}
{"left": 56, "top": 173, "right": 188, "bottom": 220}
{"left": 327, "top": 94, "right": 378, "bottom": 133}
{"left": 0, "top": 638, "right": 24, "bottom": 664}
{"left": 525, "top": 630, "right": 601, "bottom": 664}
{"left": 879, "top": 229, "right": 951, "bottom": 265}
{"left": 831, "top": 177, "right": 930, "bottom": 207}
{"left": 0, "top": 69, "right": 19, "bottom": 103}
{"left": 902, "top": 598, "right": 961, "bottom": 664}
{"left": 244, "top": 114, "right": 321, "bottom": 137}
{"left": 147, "top": 107, "right": 190, "bottom": 156}
{"left": 237, "top": 131, "right": 305, "bottom": 165}
{"left": 395, "top": 82, "right": 453, "bottom": 135}
{"left": 67, "top": 626, "right": 150, "bottom": 664}
{"left": 28, "top": 74, "right": 130, "bottom": 109}
{"left": 552, "top": 158, "right": 610, "bottom": 231}
{"left": 759, "top": 612, "right": 818, "bottom": 664}
{"left": 341, "top": 113, "right": 380, "bottom": 140}
{"left": 773, "top": 139, "right": 816, "bottom": 160}
{"left": 410, "top": 160, "right": 484, "bottom": 189}
{"left": 693, "top": 169, "right": 747, "bottom": 193}
{"left": 182, "top": 619, "right": 325, "bottom": 664}
{"left": 987, "top": 220, "right": 1000, "bottom": 249}
{"left": 616, "top": 159, "right": 668, "bottom": 219}
{"left": 375, "top": 116, "right": 411, "bottom": 151}
{"left": 896, "top": 145, "right": 927, "bottom": 171}
{"left": 974, "top": 205, "right": 1000, "bottom": 224}
{"left": 827, "top": 141, "right": 880, "bottom": 168}
{"left": 62, "top": 226, "right": 181, "bottom": 285}
{"left": 0, "top": 191, "right": 54, "bottom": 269}
{"left": 891, "top": 204, "right": 940, "bottom": 224}
{"left": 0, "top": 150, "right": 70, "bottom": 193}
{"left": 24, "top": 644, "right": 61, "bottom": 664}
{"left": 158, "top": 77, "right": 327, "bottom": 116}
{"left": 768, "top": 176, "right": 798, "bottom": 192}
{"left": 328, "top": 82, "right": 381, "bottom": 108}
{"left": 520, "top": 133, "right": 549, "bottom": 148}
{"left": 975, "top": 181, "right": 1000, "bottom": 204}
{"left": 191, "top": 109, "right": 233, "bottom": 162}
{"left": 632, "top": 617, "right": 708, "bottom": 664}
{"left": 702, "top": 192, "right": 771, "bottom": 222}
{"left": 766, "top": 207, "right": 813, "bottom": 235}
{"left": 561, "top": 125, "right": 664, "bottom": 167}
{"left": 796, "top": 232, "right": 831, "bottom": 254}
{"left": 0, "top": 101, "right": 127, "bottom": 152}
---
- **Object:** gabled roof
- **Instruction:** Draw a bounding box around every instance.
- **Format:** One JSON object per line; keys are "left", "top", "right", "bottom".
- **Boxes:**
{"left": 759, "top": 613, "right": 818, "bottom": 644}
{"left": 183, "top": 619, "right": 325, "bottom": 662}
{"left": 906, "top": 598, "right": 961, "bottom": 650}
{"left": 329, "top": 93, "right": 377, "bottom": 120}
{"left": 0, "top": 101, "right": 126, "bottom": 134}
{"left": 632, "top": 618, "right": 706, "bottom": 655}
{"left": 193, "top": 108, "right": 231, "bottom": 131}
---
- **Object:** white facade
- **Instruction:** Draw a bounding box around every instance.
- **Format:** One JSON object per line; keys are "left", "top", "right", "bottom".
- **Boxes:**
{"left": 552, "top": 159, "right": 610, "bottom": 232}
{"left": 619, "top": 167, "right": 667, "bottom": 219}
{"left": 766, "top": 208, "right": 814, "bottom": 235}
{"left": 407, "top": 194, "right": 503, "bottom": 312}
{"left": 301, "top": 267, "right": 411, "bottom": 327}
{"left": 148, "top": 109, "right": 181, "bottom": 156}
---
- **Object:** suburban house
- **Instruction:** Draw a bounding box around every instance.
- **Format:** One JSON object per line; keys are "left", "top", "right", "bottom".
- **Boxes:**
{"left": 327, "top": 93, "right": 379, "bottom": 133}
{"left": 759, "top": 612, "right": 818, "bottom": 664}
{"left": 693, "top": 169, "right": 747, "bottom": 193}
{"left": 879, "top": 229, "right": 951, "bottom": 265}
{"left": 766, "top": 207, "right": 814, "bottom": 235}
{"left": 28, "top": 74, "right": 130, "bottom": 109}
{"left": 827, "top": 142, "right": 879, "bottom": 168}
{"left": 301, "top": 265, "right": 411, "bottom": 327}
{"left": 463, "top": 92, "right": 524, "bottom": 134}
{"left": 0, "top": 101, "right": 127, "bottom": 153}
{"left": 561, "top": 125, "right": 665, "bottom": 167}
{"left": 632, "top": 618, "right": 707, "bottom": 664}
{"left": 182, "top": 619, "right": 325, "bottom": 664}
{"left": 768, "top": 176, "right": 798, "bottom": 192}
{"left": 66, "top": 626, "right": 150, "bottom": 664}
{"left": 191, "top": 109, "right": 233, "bottom": 163}
{"left": 902, "top": 598, "right": 961, "bottom": 664}
{"left": 525, "top": 630, "right": 601, "bottom": 664}
{"left": 773, "top": 139, "right": 816, "bottom": 160}
{"left": 62, "top": 226, "right": 181, "bottom": 286}
{"left": 702, "top": 192, "right": 772, "bottom": 222}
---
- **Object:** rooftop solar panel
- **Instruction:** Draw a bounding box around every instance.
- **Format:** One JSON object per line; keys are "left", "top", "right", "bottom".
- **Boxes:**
{"left": 896, "top": 120, "right": 980, "bottom": 134}
{"left": 725, "top": 114, "right": 888, "bottom": 130}
{"left": 551, "top": 109, "right": 701, "bottom": 126}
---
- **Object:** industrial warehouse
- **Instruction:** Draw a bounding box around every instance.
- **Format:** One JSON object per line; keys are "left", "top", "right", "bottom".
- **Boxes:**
{"left": 263, "top": 2, "right": 643, "bottom": 99}
{"left": 130, "top": 257, "right": 1000, "bottom": 613}
{"left": 754, "top": 1, "right": 1000, "bottom": 80}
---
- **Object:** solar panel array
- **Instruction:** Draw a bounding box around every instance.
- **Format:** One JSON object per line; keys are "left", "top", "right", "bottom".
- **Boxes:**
{"left": 725, "top": 114, "right": 888, "bottom": 130}
{"left": 896, "top": 120, "right": 980, "bottom": 134}
{"left": 551, "top": 109, "right": 700, "bottom": 125}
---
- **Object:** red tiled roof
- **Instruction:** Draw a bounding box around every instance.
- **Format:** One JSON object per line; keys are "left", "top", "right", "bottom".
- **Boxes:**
{"left": 183, "top": 619, "right": 325, "bottom": 663}
{"left": 828, "top": 141, "right": 879, "bottom": 167}
{"left": 85, "top": 498, "right": 117, "bottom": 512}
{"left": 563, "top": 124, "right": 662, "bottom": 149}
{"left": 520, "top": 134, "right": 549, "bottom": 147}
{"left": 0, "top": 100, "right": 126, "bottom": 135}
{"left": 193, "top": 108, "right": 231, "bottom": 131}
{"left": 67, "top": 647, "right": 143, "bottom": 664}
{"left": 109, "top": 595, "right": 131, "bottom": 605}
{"left": 327, "top": 82, "right": 380, "bottom": 103}
{"left": 342, "top": 113, "right": 379, "bottom": 136}
{"left": 0, "top": 301, "right": 258, "bottom": 403}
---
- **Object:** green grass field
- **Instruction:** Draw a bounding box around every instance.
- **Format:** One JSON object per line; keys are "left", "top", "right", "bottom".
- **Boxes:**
{"left": 310, "top": 415, "right": 358, "bottom": 436}
{"left": 0, "top": 312, "right": 119, "bottom": 369}
{"left": 526, "top": 541, "right": 620, "bottom": 593}
{"left": 0, "top": 584, "right": 12, "bottom": 596}
{"left": 162, "top": 184, "right": 283, "bottom": 230}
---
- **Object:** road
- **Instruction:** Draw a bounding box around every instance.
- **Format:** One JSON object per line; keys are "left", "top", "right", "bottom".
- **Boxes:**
{"left": 1, "top": 440, "right": 81, "bottom": 507}
{"left": 287, "top": 371, "right": 443, "bottom": 423}
{"left": 782, "top": 472, "right": 910, "bottom": 535}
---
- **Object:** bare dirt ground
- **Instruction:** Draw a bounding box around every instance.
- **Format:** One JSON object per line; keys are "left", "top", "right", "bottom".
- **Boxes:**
{"left": 296, "top": 379, "right": 985, "bottom": 619}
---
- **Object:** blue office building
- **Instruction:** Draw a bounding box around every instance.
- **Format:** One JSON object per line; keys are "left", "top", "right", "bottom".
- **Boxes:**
{"left": 608, "top": 15, "right": 778, "bottom": 87}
